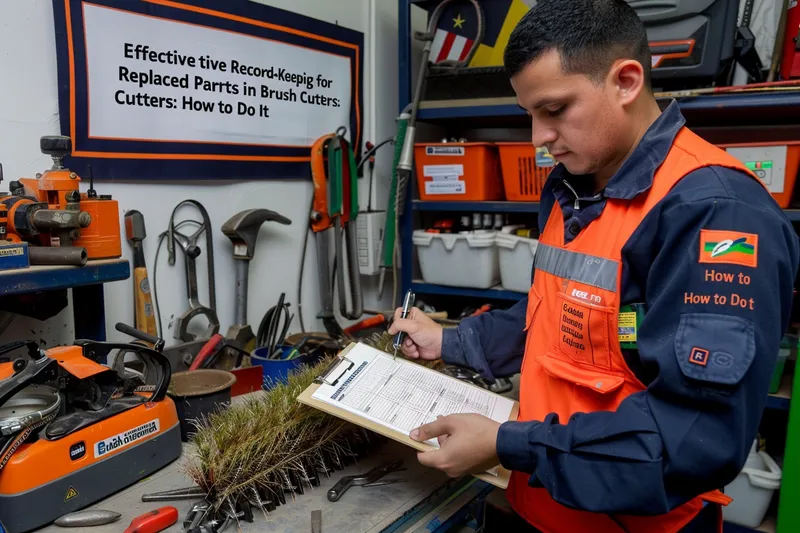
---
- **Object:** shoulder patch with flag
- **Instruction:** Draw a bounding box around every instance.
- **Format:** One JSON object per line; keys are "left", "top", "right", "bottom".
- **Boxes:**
{"left": 699, "top": 229, "right": 758, "bottom": 267}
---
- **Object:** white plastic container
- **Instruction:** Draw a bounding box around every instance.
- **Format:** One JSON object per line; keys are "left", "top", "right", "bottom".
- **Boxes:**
{"left": 495, "top": 233, "right": 539, "bottom": 293}
{"left": 412, "top": 229, "right": 499, "bottom": 288}
{"left": 723, "top": 440, "right": 782, "bottom": 528}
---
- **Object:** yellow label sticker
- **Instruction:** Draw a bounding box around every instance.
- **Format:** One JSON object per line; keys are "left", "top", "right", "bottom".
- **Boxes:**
{"left": 64, "top": 486, "right": 78, "bottom": 501}
{"left": 618, "top": 312, "right": 637, "bottom": 342}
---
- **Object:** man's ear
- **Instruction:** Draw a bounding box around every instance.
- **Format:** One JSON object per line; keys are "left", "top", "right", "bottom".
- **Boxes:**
{"left": 608, "top": 59, "right": 646, "bottom": 106}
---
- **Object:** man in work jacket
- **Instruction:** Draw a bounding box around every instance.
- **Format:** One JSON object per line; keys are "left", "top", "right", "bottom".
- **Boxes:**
{"left": 388, "top": 0, "right": 800, "bottom": 531}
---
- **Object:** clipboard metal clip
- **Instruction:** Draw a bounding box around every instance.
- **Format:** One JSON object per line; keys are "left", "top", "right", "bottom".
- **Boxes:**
{"left": 315, "top": 356, "right": 354, "bottom": 387}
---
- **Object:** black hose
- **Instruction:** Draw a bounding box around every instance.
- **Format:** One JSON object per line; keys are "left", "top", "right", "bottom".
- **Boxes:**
{"left": 357, "top": 137, "right": 395, "bottom": 173}
{"left": 256, "top": 292, "right": 293, "bottom": 358}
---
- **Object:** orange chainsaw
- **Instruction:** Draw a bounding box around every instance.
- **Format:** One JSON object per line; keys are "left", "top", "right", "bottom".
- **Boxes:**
{"left": 0, "top": 331, "right": 181, "bottom": 533}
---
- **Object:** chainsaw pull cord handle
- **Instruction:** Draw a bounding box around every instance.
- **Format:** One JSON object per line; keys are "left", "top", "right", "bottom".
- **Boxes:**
{"left": 115, "top": 322, "right": 165, "bottom": 352}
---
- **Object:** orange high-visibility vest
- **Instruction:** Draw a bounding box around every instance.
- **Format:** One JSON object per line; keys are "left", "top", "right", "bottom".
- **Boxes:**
{"left": 506, "top": 127, "right": 764, "bottom": 533}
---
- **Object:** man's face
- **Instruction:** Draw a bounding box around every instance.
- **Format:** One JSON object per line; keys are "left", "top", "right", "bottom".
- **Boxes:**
{"left": 510, "top": 49, "right": 625, "bottom": 177}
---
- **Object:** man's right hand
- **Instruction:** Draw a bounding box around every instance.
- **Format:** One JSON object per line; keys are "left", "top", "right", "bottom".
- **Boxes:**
{"left": 387, "top": 307, "right": 443, "bottom": 361}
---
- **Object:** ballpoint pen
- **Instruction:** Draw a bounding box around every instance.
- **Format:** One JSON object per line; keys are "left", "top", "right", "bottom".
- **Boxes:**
{"left": 392, "top": 290, "right": 415, "bottom": 360}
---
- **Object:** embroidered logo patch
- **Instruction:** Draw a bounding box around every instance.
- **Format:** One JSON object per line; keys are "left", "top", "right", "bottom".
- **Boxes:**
{"left": 699, "top": 230, "right": 758, "bottom": 268}
{"left": 689, "top": 347, "right": 710, "bottom": 366}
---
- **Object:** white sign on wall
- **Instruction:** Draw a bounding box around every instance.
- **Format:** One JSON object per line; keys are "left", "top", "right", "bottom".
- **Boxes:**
{"left": 51, "top": 0, "right": 363, "bottom": 180}
{"left": 83, "top": 3, "right": 351, "bottom": 146}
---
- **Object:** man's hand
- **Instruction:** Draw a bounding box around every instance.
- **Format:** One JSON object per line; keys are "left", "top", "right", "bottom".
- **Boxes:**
{"left": 410, "top": 414, "right": 501, "bottom": 478}
{"left": 387, "top": 307, "right": 443, "bottom": 361}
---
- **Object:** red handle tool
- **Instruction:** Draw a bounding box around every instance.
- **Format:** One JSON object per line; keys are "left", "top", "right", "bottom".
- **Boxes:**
{"left": 123, "top": 506, "right": 178, "bottom": 533}
{"left": 189, "top": 333, "right": 225, "bottom": 370}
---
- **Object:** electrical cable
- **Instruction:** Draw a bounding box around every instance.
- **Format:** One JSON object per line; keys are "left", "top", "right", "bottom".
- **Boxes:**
{"left": 357, "top": 137, "right": 394, "bottom": 173}
{"left": 256, "top": 292, "right": 293, "bottom": 358}
{"left": 297, "top": 193, "right": 315, "bottom": 334}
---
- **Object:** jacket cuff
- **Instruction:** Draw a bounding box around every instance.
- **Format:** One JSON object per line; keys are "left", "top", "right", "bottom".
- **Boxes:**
{"left": 441, "top": 327, "right": 468, "bottom": 367}
{"left": 497, "top": 420, "right": 537, "bottom": 474}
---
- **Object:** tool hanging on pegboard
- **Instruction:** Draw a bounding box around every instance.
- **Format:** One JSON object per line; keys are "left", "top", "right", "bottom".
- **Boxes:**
{"left": 308, "top": 127, "right": 363, "bottom": 337}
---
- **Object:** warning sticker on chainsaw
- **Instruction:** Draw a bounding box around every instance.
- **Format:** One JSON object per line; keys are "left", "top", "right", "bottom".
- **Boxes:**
{"left": 64, "top": 486, "right": 79, "bottom": 501}
{"left": 94, "top": 419, "right": 160, "bottom": 458}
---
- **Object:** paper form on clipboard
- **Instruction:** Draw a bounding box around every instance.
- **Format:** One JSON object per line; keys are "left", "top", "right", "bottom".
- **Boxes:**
{"left": 298, "top": 342, "right": 519, "bottom": 489}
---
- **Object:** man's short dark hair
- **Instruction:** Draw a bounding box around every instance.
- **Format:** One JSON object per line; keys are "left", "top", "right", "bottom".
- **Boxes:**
{"left": 504, "top": 0, "right": 652, "bottom": 89}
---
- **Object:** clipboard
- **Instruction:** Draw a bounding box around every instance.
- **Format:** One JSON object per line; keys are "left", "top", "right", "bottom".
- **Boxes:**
{"left": 297, "top": 342, "right": 520, "bottom": 489}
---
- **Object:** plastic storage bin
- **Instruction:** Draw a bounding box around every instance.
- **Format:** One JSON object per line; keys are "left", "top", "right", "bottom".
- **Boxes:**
{"left": 496, "top": 142, "right": 556, "bottom": 201}
{"left": 496, "top": 233, "right": 539, "bottom": 293}
{"left": 722, "top": 440, "right": 782, "bottom": 528}
{"left": 413, "top": 229, "right": 499, "bottom": 288}
{"left": 723, "top": 143, "right": 800, "bottom": 208}
{"left": 414, "top": 142, "right": 504, "bottom": 201}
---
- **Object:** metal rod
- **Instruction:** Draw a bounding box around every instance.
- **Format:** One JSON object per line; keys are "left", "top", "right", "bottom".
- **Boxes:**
{"left": 29, "top": 246, "right": 87, "bottom": 266}
{"left": 234, "top": 259, "right": 249, "bottom": 326}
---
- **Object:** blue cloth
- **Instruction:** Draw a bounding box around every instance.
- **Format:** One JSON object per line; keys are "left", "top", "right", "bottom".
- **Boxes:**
{"left": 441, "top": 101, "right": 800, "bottom": 515}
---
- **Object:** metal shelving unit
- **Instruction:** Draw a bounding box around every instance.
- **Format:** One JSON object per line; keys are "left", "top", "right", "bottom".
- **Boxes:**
{"left": 0, "top": 258, "right": 130, "bottom": 340}
{"left": 415, "top": 92, "right": 800, "bottom": 121}
{"left": 398, "top": 2, "right": 800, "bottom": 531}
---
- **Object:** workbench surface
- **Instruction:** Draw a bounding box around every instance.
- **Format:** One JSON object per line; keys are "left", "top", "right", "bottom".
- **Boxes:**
{"left": 37, "top": 439, "right": 457, "bottom": 533}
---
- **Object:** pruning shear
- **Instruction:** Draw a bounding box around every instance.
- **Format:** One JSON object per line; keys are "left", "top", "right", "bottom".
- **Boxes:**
{"left": 327, "top": 459, "right": 405, "bottom": 502}
{"left": 310, "top": 127, "right": 364, "bottom": 336}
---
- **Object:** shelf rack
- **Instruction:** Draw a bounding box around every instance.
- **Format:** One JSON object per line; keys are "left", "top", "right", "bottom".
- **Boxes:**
{"left": 0, "top": 258, "right": 130, "bottom": 340}
{"left": 398, "top": 2, "right": 800, "bottom": 531}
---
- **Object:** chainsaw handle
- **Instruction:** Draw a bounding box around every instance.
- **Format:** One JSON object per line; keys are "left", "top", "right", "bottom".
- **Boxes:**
{"left": 76, "top": 341, "right": 172, "bottom": 403}
{"left": 115, "top": 322, "right": 165, "bottom": 352}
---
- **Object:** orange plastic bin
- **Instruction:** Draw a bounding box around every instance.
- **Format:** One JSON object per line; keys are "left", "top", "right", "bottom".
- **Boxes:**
{"left": 496, "top": 142, "right": 556, "bottom": 202}
{"left": 414, "top": 142, "right": 504, "bottom": 201}
{"left": 722, "top": 143, "right": 800, "bottom": 208}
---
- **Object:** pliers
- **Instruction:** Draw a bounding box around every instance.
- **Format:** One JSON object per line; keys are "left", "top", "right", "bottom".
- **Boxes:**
{"left": 327, "top": 459, "right": 405, "bottom": 502}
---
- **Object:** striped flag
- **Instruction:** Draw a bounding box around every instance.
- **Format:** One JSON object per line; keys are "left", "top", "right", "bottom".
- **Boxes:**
{"left": 425, "top": 0, "right": 514, "bottom": 65}
{"left": 431, "top": 27, "right": 474, "bottom": 63}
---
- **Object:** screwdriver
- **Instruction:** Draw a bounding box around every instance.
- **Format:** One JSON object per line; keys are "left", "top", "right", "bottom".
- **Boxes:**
{"left": 123, "top": 506, "right": 178, "bottom": 533}
{"left": 393, "top": 290, "right": 416, "bottom": 360}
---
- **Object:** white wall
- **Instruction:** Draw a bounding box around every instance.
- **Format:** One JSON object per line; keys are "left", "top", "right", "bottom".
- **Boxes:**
{"left": 0, "top": 0, "right": 400, "bottom": 349}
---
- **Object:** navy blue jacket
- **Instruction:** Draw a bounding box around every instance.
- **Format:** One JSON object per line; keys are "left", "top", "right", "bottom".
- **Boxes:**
{"left": 441, "top": 101, "right": 800, "bottom": 515}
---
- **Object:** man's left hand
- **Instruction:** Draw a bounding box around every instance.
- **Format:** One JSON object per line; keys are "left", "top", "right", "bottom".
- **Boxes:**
{"left": 410, "top": 414, "right": 501, "bottom": 478}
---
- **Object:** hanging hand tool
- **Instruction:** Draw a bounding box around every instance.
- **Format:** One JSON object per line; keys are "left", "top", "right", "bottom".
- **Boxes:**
{"left": 125, "top": 210, "right": 157, "bottom": 338}
{"left": 327, "top": 459, "right": 405, "bottom": 502}
{"left": 123, "top": 506, "right": 178, "bottom": 533}
{"left": 220, "top": 208, "right": 291, "bottom": 365}
{"left": 166, "top": 200, "right": 219, "bottom": 343}
{"left": 310, "top": 127, "right": 363, "bottom": 337}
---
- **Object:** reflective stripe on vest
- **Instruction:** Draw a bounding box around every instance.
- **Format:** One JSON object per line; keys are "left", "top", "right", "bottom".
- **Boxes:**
{"left": 534, "top": 243, "right": 618, "bottom": 292}
{"left": 506, "top": 127, "right": 760, "bottom": 533}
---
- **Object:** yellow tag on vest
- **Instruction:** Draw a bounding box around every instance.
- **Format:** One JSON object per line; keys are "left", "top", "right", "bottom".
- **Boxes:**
{"left": 619, "top": 303, "right": 645, "bottom": 349}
